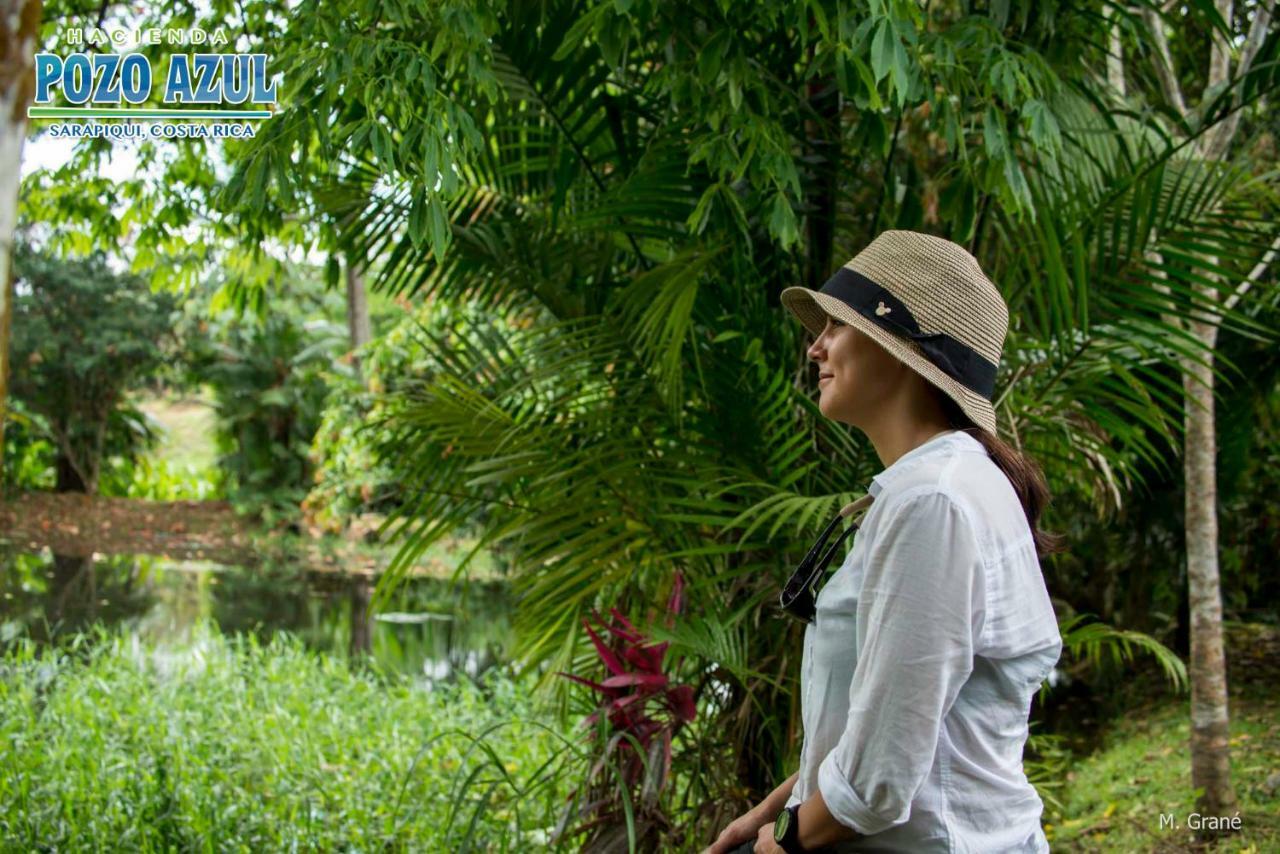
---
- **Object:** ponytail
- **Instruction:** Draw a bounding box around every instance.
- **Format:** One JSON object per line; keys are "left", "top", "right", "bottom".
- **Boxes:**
{"left": 939, "top": 396, "right": 1064, "bottom": 557}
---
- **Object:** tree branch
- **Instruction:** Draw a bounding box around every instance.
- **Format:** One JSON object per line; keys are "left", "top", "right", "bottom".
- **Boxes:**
{"left": 49, "top": 423, "right": 93, "bottom": 494}
{"left": 1238, "top": 1, "right": 1276, "bottom": 77}
{"left": 1222, "top": 230, "right": 1280, "bottom": 313}
{"left": 1204, "top": 1, "right": 1275, "bottom": 161}
{"left": 1107, "top": 10, "right": 1127, "bottom": 99}
{"left": 1142, "top": 6, "right": 1188, "bottom": 118}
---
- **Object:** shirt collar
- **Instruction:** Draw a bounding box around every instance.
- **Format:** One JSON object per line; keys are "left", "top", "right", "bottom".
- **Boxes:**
{"left": 867, "top": 429, "right": 983, "bottom": 498}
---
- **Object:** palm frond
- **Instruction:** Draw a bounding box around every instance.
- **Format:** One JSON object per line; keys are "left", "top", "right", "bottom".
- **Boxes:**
{"left": 1058, "top": 613, "right": 1188, "bottom": 691}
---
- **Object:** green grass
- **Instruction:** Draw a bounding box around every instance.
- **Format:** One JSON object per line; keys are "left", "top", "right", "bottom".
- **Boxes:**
{"left": 0, "top": 626, "right": 576, "bottom": 851}
{"left": 136, "top": 390, "right": 220, "bottom": 473}
{"left": 1048, "top": 692, "right": 1280, "bottom": 853}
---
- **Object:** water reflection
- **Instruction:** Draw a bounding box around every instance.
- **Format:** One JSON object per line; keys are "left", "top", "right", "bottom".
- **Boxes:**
{"left": 0, "top": 548, "right": 510, "bottom": 686}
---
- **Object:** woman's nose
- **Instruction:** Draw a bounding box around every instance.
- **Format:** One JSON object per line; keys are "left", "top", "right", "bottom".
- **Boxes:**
{"left": 807, "top": 335, "right": 825, "bottom": 361}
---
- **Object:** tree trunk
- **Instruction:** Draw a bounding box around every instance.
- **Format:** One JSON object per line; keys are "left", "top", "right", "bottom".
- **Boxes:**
{"left": 1182, "top": 321, "right": 1237, "bottom": 820}
{"left": 348, "top": 574, "right": 372, "bottom": 658}
{"left": 0, "top": 0, "right": 42, "bottom": 488}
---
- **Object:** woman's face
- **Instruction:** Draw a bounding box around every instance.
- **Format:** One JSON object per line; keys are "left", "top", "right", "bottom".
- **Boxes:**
{"left": 807, "top": 315, "right": 910, "bottom": 426}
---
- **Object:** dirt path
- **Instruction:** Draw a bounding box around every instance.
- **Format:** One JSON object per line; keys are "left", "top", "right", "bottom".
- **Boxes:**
{"left": 1, "top": 492, "right": 252, "bottom": 563}
{"left": 0, "top": 492, "right": 475, "bottom": 579}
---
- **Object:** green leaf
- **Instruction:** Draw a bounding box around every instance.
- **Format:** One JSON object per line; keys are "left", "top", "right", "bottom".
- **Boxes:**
{"left": 983, "top": 106, "right": 1007, "bottom": 160}
{"left": 552, "top": 5, "right": 609, "bottom": 62}
{"left": 1023, "top": 98, "right": 1061, "bottom": 155}
{"left": 371, "top": 122, "right": 395, "bottom": 169}
{"left": 409, "top": 190, "right": 428, "bottom": 249}
{"left": 851, "top": 55, "right": 883, "bottom": 110}
{"left": 990, "top": 54, "right": 1017, "bottom": 103}
{"left": 427, "top": 195, "right": 450, "bottom": 259}
{"left": 325, "top": 255, "right": 340, "bottom": 290}
{"left": 890, "top": 37, "right": 911, "bottom": 104}
{"left": 870, "top": 19, "right": 894, "bottom": 83}
{"left": 598, "top": 13, "right": 627, "bottom": 68}
{"left": 699, "top": 30, "right": 729, "bottom": 83}
{"left": 686, "top": 184, "right": 718, "bottom": 236}
{"left": 727, "top": 76, "right": 742, "bottom": 111}
{"left": 767, "top": 191, "right": 799, "bottom": 248}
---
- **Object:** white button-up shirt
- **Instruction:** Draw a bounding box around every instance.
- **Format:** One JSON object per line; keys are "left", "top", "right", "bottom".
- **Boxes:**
{"left": 784, "top": 430, "right": 1062, "bottom": 853}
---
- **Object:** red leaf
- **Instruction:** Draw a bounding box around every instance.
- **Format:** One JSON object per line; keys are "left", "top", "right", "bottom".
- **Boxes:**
{"left": 666, "top": 684, "right": 697, "bottom": 723}
{"left": 606, "top": 607, "right": 643, "bottom": 640}
{"left": 603, "top": 624, "right": 644, "bottom": 647}
{"left": 583, "top": 617, "right": 627, "bottom": 676}
{"left": 609, "top": 693, "right": 646, "bottom": 713}
{"left": 622, "top": 642, "right": 667, "bottom": 673}
{"left": 666, "top": 571, "right": 685, "bottom": 618}
{"left": 601, "top": 672, "right": 668, "bottom": 690}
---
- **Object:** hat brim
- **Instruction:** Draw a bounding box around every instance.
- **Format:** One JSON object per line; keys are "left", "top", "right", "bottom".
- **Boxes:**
{"left": 780, "top": 285, "right": 998, "bottom": 435}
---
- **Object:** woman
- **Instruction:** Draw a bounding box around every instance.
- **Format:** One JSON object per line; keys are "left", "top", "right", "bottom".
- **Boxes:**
{"left": 705, "top": 231, "right": 1063, "bottom": 854}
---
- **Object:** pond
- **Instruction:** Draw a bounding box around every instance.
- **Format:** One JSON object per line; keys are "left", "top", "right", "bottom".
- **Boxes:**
{"left": 0, "top": 548, "right": 512, "bottom": 686}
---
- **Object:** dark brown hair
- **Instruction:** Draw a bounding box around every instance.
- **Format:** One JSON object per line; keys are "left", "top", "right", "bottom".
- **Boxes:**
{"left": 938, "top": 395, "right": 1064, "bottom": 557}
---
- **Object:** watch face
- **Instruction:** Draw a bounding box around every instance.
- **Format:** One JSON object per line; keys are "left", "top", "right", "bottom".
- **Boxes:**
{"left": 774, "top": 808, "right": 791, "bottom": 842}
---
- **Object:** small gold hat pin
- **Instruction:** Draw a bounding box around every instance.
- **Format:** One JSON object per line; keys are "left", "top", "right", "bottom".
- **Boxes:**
{"left": 874, "top": 301, "right": 892, "bottom": 316}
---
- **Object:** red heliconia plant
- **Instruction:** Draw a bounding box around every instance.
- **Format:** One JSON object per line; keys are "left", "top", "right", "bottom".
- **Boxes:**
{"left": 553, "top": 571, "right": 696, "bottom": 850}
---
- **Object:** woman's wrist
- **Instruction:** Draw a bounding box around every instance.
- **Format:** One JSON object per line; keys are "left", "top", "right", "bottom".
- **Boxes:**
{"left": 748, "top": 795, "right": 779, "bottom": 823}
{"left": 753, "top": 773, "right": 798, "bottom": 821}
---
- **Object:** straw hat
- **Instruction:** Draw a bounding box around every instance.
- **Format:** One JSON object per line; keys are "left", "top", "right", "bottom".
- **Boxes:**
{"left": 780, "top": 230, "right": 1008, "bottom": 435}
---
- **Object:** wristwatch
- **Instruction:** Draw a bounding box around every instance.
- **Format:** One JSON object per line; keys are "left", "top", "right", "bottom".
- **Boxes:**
{"left": 773, "top": 803, "right": 806, "bottom": 853}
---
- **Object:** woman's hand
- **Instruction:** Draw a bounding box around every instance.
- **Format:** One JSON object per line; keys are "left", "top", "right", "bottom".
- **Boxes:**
{"left": 751, "top": 821, "right": 783, "bottom": 853}
{"left": 701, "top": 807, "right": 770, "bottom": 854}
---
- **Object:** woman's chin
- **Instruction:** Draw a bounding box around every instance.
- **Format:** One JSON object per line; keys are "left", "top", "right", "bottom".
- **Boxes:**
{"left": 818, "top": 392, "right": 861, "bottom": 426}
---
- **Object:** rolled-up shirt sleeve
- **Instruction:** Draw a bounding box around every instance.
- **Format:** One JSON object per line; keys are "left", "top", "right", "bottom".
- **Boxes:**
{"left": 817, "top": 489, "right": 985, "bottom": 836}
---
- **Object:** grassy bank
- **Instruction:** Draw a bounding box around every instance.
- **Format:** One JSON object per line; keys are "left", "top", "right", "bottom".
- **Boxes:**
{"left": 0, "top": 627, "right": 573, "bottom": 851}
{"left": 1048, "top": 692, "right": 1279, "bottom": 853}
{"left": 5, "top": 623, "right": 1277, "bottom": 852}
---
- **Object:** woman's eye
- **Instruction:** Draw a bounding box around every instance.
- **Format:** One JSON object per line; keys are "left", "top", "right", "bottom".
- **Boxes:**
{"left": 829, "top": 318, "right": 845, "bottom": 327}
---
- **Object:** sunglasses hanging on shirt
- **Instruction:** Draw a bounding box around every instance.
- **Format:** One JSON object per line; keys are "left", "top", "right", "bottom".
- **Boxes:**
{"left": 778, "top": 494, "right": 874, "bottom": 623}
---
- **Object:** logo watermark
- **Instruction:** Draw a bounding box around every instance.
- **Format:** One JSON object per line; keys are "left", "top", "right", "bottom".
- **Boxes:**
{"left": 1157, "top": 811, "right": 1244, "bottom": 832}
{"left": 28, "top": 27, "right": 277, "bottom": 140}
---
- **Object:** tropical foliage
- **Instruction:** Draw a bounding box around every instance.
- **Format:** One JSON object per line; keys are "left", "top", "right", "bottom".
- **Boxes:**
{"left": 180, "top": 270, "right": 353, "bottom": 520}
{"left": 3, "top": 0, "right": 1278, "bottom": 851}
{"left": 8, "top": 243, "right": 178, "bottom": 495}
{"left": 203, "top": 0, "right": 1280, "bottom": 845}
